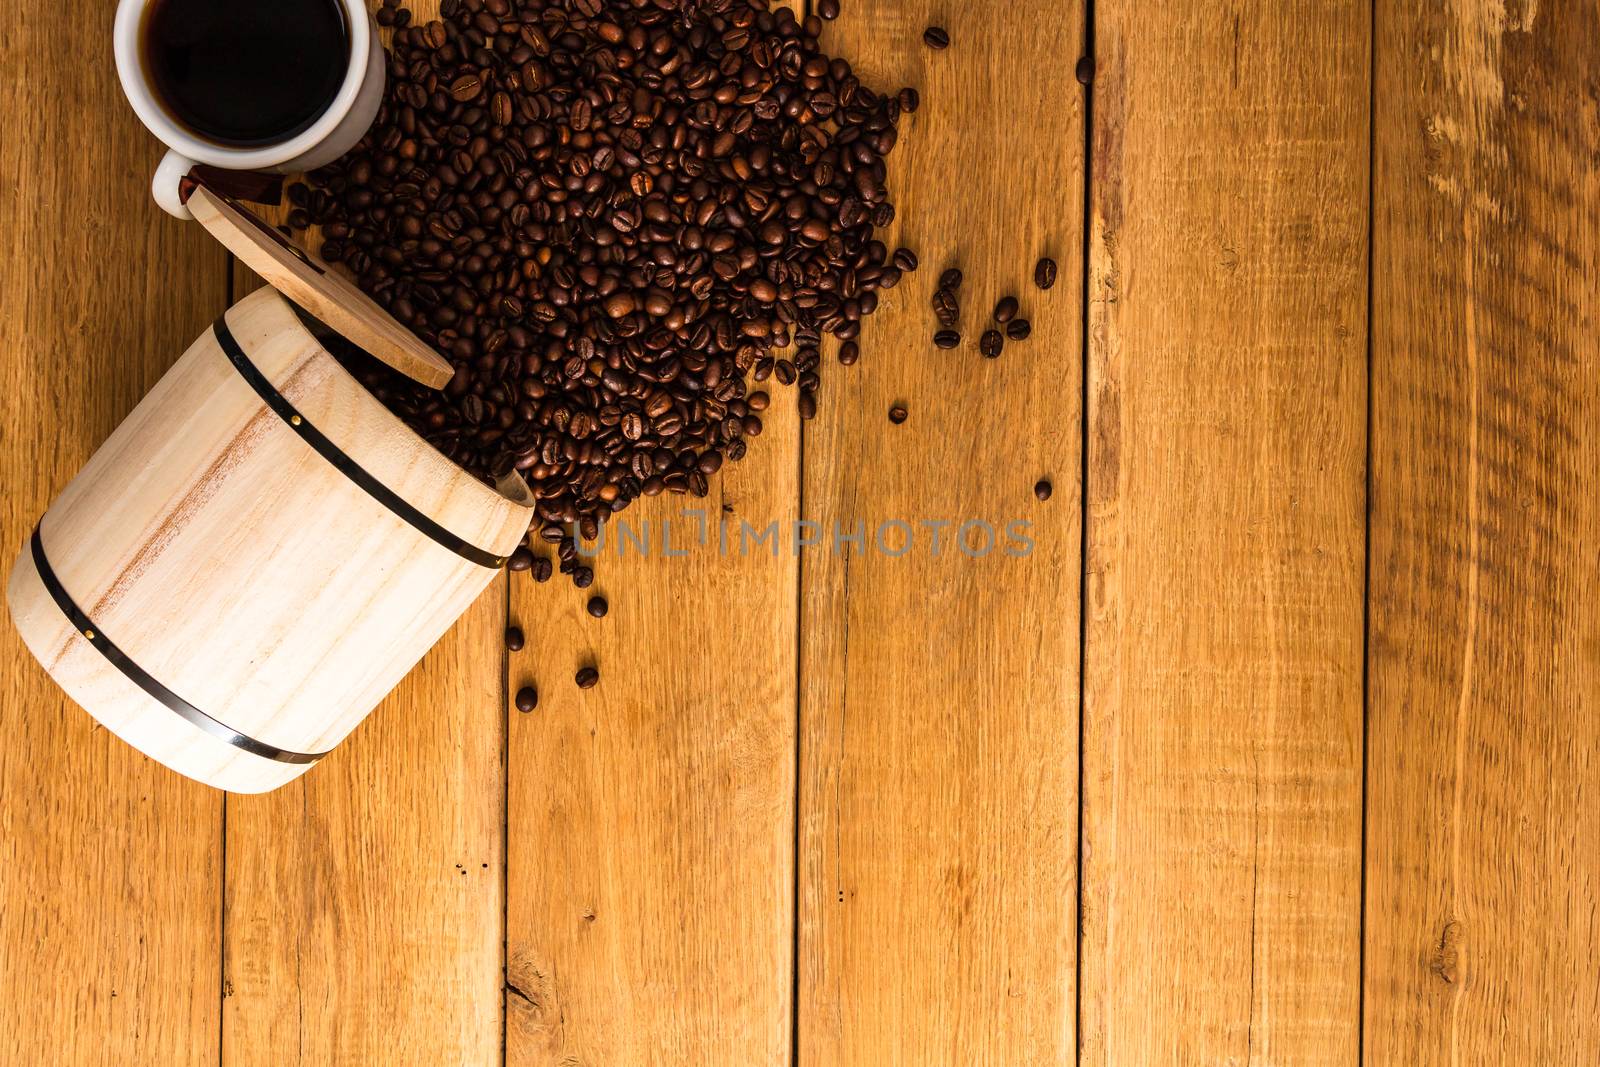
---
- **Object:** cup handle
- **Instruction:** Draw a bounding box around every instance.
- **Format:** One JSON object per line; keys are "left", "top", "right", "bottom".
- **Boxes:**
{"left": 152, "top": 149, "right": 196, "bottom": 220}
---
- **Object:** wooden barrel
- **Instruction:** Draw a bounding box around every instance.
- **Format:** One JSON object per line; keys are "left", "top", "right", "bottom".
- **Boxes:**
{"left": 7, "top": 287, "right": 533, "bottom": 792}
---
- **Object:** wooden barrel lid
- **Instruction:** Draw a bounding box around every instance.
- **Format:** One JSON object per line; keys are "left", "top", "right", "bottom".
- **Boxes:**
{"left": 185, "top": 183, "right": 455, "bottom": 389}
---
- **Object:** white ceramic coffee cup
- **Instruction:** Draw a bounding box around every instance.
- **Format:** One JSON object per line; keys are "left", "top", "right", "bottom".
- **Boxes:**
{"left": 113, "top": 0, "right": 384, "bottom": 220}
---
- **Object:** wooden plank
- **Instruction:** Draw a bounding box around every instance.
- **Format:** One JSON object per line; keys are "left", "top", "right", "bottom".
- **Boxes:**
{"left": 505, "top": 417, "right": 798, "bottom": 1065}
{"left": 0, "top": 0, "right": 229, "bottom": 1062}
{"left": 1079, "top": 2, "right": 1368, "bottom": 1063}
{"left": 220, "top": 3, "right": 506, "bottom": 1061}
{"left": 797, "top": 2, "right": 1083, "bottom": 1063}
{"left": 221, "top": 559, "right": 506, "bottom": 1064}
{"left": 1364, "top": 1, "right": 1600, "bottom": 1060}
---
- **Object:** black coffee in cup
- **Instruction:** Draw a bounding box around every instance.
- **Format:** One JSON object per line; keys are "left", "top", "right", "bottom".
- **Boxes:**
{"left": 141, "top": 0, "right": 349, "bottom": 148}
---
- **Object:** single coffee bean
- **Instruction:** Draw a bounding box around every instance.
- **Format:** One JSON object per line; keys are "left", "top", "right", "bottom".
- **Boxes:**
{"left": 575, "top": 666, "right": 600, "bottom": 689}
{"left": 515, "top": 685, "right": 538, "bottom": 712}
{"left": 993, "top": 296, "right": 1019, "bottom": 323}
{"left": 888, "top": 404, "right": 909, "bottom": 424}
{"left": 1075, "top": 56, "right": 1095, "bottom": 85}
{"left": 798, "top": 390, "right": 818, "bottom": 419}
{"left": 505, "top": 626, "right": 525, "bottom": 652}
{"left": 931, "top": 287, "right": 959, "bottom": 327}
{"left": 979, "top": 329, "right": 1004, "bottom": 358}
{"left": 1005, "top": 318, "right": 1032, "bottom": 340}
{"left": 507, "top": 547, "right": 534, "bottom": 572}
{"left": 531, "top": 556, "right": 553, "bottom": 583}
{"left": 893, "top": 247, "right": 918, "bottom": 272}
{"left": 587, "top": 595, "right": 608, "bottom": 618}
{"left": 1035, "top": 257, "right": 1059, "bottom": 290}
{"left": 923, "top": 26, "right": 950, "bottom": 49}
{"left": 897, "top": 87, "right": 920, "bottom": 113}
{"left": 933, "top": 329, "right": 961, "bottom": 349}
{"left": 818, "top": 0, "right": 840, "bottom": 18}
{"left": 573, "top": 566, "right": 594, "bottom": 589}
{"left": 939, "top": 267, "right": 963, "bottom": 290}
{"left": 838, "top": 340, "right": 860, "bottom": 365}
{"left": 1034, "top": 479, "right": 1054, "bottom": 501}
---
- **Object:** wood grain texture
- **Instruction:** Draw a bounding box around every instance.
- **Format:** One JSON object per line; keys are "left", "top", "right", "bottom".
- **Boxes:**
{"left": 798, "top": 2, "right": 1083, "bottom": 1063}
{"left": 1080, "top": 3, "right": 1368, "bottom": 1064}
{"left": 0, "top": 0, "right": 229, "bottom": 1060}
{"left": 505, "top": 414, "right": 798, "bottom": 1067}
{"left": 1364, "top": 1, "right": 1600, "bottom": 1061}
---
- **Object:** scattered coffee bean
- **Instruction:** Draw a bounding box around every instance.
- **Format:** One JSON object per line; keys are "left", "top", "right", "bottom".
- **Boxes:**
{"left": 923, "top": 26, "right": 950, "bottom": 49}
{"left": 838, "top": 340, "right": 860, "bottom": 365}
{"left": 586, "top": 595, "right": 608, "bottom": 619}
{"left": 573, "top": 566, "right": 594, "bottom": 589}
{"left": 888, "top": 404, "right": 909, "bottom": 424}
{"left": 1034, "top": 479, "right": 1053, "bottom": 501}
{"left": 1005, "top": 318, "right": 1032, "bottom": 340}
{"left": 979, "top": 329, "right": 1004, "bottom": 358}
{"left": 292, "top": 0, "right": 911, "bottom": 578}
{"left": 897, "top": 87, "right": 920, "bottom": 113}
{"left": 575, "top": 666, "right": 600, "bottom": 689}
{"left": 505, "top": 626, "right": 525, "bottom": 652}
{"left": 933, "top": 329, "right": 961, "bottom": 349}
{"left": 818, "top": 0, "right": 840, "bottom": 18}
{"left": 939, "top": 267, "right": 964, "bottom": 290}
{"left": 531, "top": 556, "right": 553, "bottom": 583}
{"left": 932, "top": 287, "right": 960, "bottom": 327}
{"left": 507, "top": 547, "right": 534, "bottom": 572}
{"left": 1035, "top": 257, "right": 1059, "bottom": 290}
{"left": 993, "top": 296, "right": 1019, "bottom": 323}
{"left": 1075, "top": 56, "right": 1095, "bottom": 85}
{"left": 893, "top": 247, "right": 919, "bottom": 272}
{"left": 515, "top": 685, "right": 538, "bottom": 712}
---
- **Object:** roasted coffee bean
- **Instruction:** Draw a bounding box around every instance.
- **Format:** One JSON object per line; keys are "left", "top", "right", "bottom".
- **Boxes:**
{"left": 818, "top": 0, "right": 840, "bottom": 18}
{"left": 1075, "top": 57, "right": 1095, "bottom": 85}
{"left": 888, "top": 404, "right": 908, "bottom": 424}
{"left": 573, "top": 566, "right": 594, "bottom": 589}
{"left": 507, "top": 547, "right": 534, "bottom": 572}
{"left": 939, "top": 267, "right": 963, "bottom": 290}
{"left": 933, "top": 329, "right": 961, "bottom": 349}
{"left": 586, "top": 595, "right": 608, "bottom": 618}
{"left": 290, "top": 0, "right": 910, "bottom": 570}
{"left": 838, "top": 340, "right": 860, "bottom": 365}
{"left": 923, "top": 26, "right": 950, "bottom": 49}
{"left": 979, "top": 329, "right": 1004, "bottom": 358}
{"left": 1005, "top": 318, "right": 1032, "bottom": 340}
{"left": 897, "top": 87, "right": 920, "bottom": 113}
{"left": 931, "top": 287, "right": 959, "bottom": 327}
{"left": 575, "top": 666, "right": 600, "bottom": 689}
{"left": 505, "top": 626, "right": 525, "bottom": 652}
{"left": 515, "top": 685, "right": 538, "bottom": 712}
{"left": 1034, "top": 479, "right": 1054, "bottom": 501}
{"left": 1035, "top": 257, "right": 1058, "bottom": 290}
{"left": 993, "top": 296, "right": 1019, "bottom": 323}
{"left": 893, "top": 247, "right": 918, "bottom": 272}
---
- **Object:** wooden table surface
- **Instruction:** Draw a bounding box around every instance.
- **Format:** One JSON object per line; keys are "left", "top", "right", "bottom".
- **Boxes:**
{"left": 3, "top": 1, "right": 1596, "bottom": 1064}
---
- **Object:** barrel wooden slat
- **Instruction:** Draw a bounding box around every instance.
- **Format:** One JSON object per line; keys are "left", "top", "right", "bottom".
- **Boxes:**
{"left": 6, "top": 287, "right": 534, "bottom": 792}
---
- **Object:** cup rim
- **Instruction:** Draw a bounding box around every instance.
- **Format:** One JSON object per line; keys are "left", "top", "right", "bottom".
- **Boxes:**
{"left": 113, "top": 0, "right": 372, "bottom": 169}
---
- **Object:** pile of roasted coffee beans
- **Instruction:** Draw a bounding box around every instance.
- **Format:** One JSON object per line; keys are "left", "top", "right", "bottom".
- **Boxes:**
{"left": 289, "top": 0, "right": 915, "bottom": 591}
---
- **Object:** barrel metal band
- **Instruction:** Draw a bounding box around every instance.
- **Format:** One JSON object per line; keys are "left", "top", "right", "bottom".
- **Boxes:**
{"left": 211, "top": 316, "right": 506, "bottom": 570}
{"left": 29, "top": 526, "right": 327, "bottom": 766}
